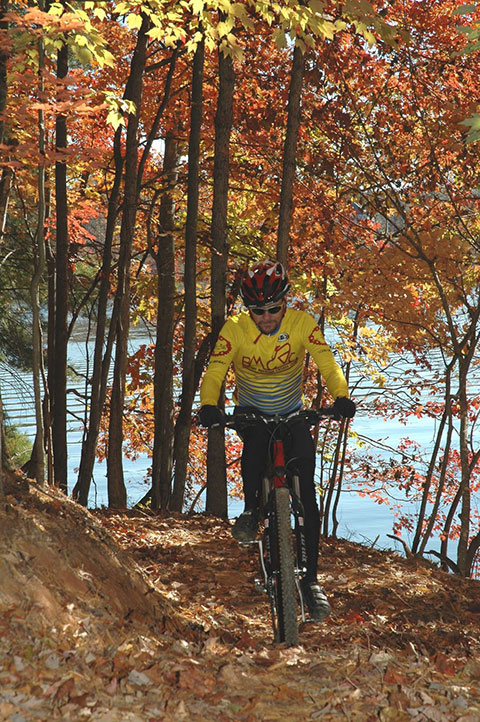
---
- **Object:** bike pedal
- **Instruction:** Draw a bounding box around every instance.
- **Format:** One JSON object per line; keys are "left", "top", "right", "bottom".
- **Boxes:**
{"left": 254, "top": 578, "right": 267, "bottom": 594}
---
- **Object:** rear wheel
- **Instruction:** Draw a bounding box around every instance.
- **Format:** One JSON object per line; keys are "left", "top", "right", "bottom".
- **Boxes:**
{"left": 273, "top": 487, "right": 299, "bottom": 645}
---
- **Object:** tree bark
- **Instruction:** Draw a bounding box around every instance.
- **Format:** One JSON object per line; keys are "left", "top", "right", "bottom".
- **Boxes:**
{"left": 0, "top": 0, "right": 9, "bottom": 492}
{"left": 52, "top": 35, "right": 69, "bottom": 493}
{"left": 107, "top": 15, "right": 150, "bottom": 508}
{"left": 206, "top": 47, "right": 235, "bottom": 519}
{"left": 151, "top": 131, "right": 179, "bottom": 510}
{"left": 171, "top": 37, "right": 205, "bottom": 511}
{"left": 276, "top": 42, "right": 305, "bottom": 267}
{"left": 30, "top": 13, "right": 47, "bottom": 485}
{"left": 0, "top": 0, "right": 7, "bottom": 150}
{"left": 457, "top": 355, "right": 473, "bottom": 576}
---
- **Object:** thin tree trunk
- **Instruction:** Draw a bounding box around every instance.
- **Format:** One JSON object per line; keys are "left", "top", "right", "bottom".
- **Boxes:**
{"left": 107, "top": 15, "right": 150, "bottom": 508}
{"left": 206, "top": 47, "right": 235, "bottom": 519}
{"left": 276, "top": 42, "right": 305, "bottom": 267}
{"left": 0, "top": 0, "right": 9, "bottom": 493}
{"left": 331, "top": 421, "right": 350, "bottom": 538}
{"left": 0, "top": 164, "right": 12, "bottom": 243}
{"left": 45, "top": 237, "right": 54, "bottom": 484}
{"left": 0, "top": 0, "right": 7, "bottom": 149}
{"left": 52, "top": 35, "right": 69, "bottom": 492}
{"left": 171, "top": 37, "right": 205, "bottom": 511}
{"left": 413, "top": 363, "right": 453, "bottom": 555}
{"left": 457, "top": 356, "right": 473, "bottom": 575}
{"left": 151, "top": 131, "right": 179, "bottom": 510}
{"left": 31, "top": 14, "right": 47, "bottom": 485}
{"left": 440, "top": 484, "right": 461, "bottom": 571}
{"left": 73, "top": 125, "right": 123, "bottom": 505}
{"left": 417, "top": 416, "right": 454, "bottom": 557}
{"left": 322, "top": 418, "right": 345, "bottom": 537}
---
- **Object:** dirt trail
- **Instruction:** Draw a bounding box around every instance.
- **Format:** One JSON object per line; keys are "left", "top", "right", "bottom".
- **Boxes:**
{"left": 1, "top": 473, "right": 480, "bottom": 721}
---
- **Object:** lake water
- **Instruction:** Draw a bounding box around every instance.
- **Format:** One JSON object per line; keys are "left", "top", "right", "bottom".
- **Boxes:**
{"left": 0, "top": 323, "right": 467, "bottom": 564}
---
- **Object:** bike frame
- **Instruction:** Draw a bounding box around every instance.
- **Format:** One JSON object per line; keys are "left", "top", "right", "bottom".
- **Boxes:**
{"left": 261, "top": 434, "right": 304, "bottom": 644}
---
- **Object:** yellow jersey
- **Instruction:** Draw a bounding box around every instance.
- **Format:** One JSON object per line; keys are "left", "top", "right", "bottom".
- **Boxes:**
{"left": 200, "top": 307, "right": 349, "bottom": 415}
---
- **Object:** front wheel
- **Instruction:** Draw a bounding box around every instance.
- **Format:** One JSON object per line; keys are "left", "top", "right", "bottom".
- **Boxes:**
{"left": 273, "top": 487, "right": 299, "bottom": 645}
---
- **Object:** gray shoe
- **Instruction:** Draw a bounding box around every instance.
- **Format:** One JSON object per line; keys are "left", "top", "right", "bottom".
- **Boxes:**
{"left": 301, "top": 580, "right": 331, "bottom": 621}
{"left": 232, "top": 509, "right": 258, "bottom": 542}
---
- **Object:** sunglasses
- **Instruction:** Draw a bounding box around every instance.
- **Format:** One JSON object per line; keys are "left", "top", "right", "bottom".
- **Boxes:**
{"left": 250, "top": 304, "right": 283, "bottom": 316}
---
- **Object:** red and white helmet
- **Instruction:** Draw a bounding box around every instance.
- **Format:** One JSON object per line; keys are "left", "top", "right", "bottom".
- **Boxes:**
{"left": 240, "top": 260, "right": 290, "bottom": 307}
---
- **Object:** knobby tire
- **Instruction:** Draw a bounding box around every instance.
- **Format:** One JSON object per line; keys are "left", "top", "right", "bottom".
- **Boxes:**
{"left": 274, "top": 487, "right": 299, "bottom": 646}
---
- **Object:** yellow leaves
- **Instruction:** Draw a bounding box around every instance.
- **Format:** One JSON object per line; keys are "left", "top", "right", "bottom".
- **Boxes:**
{"left": 112, "top": 1, "right": 132, "bottom": 16}
{"left": 339, "top": 0, "right": 406, "bottom": 49}
{"left": 191, "top": 0, "right": 205, "bottom": 13}
{"left": 126, "top": 13, "right": 144, "bottom": 30}
{"left": 230, "top": 2, "right": 255, "bottom": 31}
{"left": 92, "top": 6, "right": 107, "bottom": 22}
{"left": 309, "top": 0, "right": 327, "bottom": 12}
{"left": 312, "top": 18, "right": 338, "bottom": 41}
{"left": 104, "top": 93, "right": 137, "bottom": 131}
{"left": 343, "top": 0, "right": 377, "bottom": 20}
{"left": 348, "top": 18, "right": 375, "bottom": 46}
{"left": 13, "top": 1, "right": 115, "bottom": 69}
{"left": 217, "top": 15, "right": 235, "bottom": 38}
{"left": 272, "top": 27, "right": 287, "bottom": 48}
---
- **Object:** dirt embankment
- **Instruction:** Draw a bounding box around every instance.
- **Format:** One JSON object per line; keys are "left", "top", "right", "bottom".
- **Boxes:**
{"left": 1, "top": 472, "right": 480, "bottom": 721}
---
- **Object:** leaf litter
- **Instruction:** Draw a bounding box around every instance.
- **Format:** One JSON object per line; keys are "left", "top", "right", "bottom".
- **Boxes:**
{"left": 1, "top": 472, "right": 480, "bottom": 721}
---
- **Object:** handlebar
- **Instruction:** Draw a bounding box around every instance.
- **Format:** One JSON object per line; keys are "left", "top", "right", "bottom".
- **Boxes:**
{"left": 219, "top": 406, "right": 340, "bottom": 431}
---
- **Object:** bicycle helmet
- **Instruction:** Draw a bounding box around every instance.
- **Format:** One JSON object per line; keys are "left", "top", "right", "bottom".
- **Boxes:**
{"left": 240, "top": 260, "right": 290, "bottom": 307}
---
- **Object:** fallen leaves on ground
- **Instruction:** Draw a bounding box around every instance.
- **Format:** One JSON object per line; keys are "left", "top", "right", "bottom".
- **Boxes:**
{"left": 1, "top": 472, "right": 480, "bottom": 720}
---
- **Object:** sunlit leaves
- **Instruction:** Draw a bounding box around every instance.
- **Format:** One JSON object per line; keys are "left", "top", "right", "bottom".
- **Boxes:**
{"left": 126, "top": 12, "right": 144, "bottom": 30}
{"left": 104, "top": 94, "right": 137, "bottom": 130}
{"left": 6, "top": 2, "right": 115, "bottom": 69}
{"left": 452, "top": 1, "right": 480, "bottom": 143}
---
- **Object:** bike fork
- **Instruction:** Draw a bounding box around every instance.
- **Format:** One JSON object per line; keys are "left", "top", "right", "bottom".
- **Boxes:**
{"left": 255, "top": 537, "right": 269, "bottom": 593}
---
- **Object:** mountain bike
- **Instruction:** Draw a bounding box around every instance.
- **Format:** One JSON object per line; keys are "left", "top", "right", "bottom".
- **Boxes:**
{"left": 224, "top": 407, "right": 338, "bottom": 646}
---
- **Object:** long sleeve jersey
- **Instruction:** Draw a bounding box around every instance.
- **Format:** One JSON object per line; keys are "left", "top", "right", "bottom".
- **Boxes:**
{"left": 200, "top": 307, "right": 349, "bottom": 415}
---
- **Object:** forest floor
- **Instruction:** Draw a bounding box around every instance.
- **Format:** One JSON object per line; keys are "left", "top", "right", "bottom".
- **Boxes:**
{"left": 1, "top": 473, "right": 480, "bottom": 721}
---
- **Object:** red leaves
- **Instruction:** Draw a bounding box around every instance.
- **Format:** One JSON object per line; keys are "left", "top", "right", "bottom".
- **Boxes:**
{"left": 432, "top": 652, "right": 464, "bottom": 677}
{"left": 343, "top": 610, "right": 365, "bottom": 625}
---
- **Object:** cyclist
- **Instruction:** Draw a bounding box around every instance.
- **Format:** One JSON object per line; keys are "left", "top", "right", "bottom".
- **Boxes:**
{"left": 198, "top": 260, "right": 356, "bottom": 621}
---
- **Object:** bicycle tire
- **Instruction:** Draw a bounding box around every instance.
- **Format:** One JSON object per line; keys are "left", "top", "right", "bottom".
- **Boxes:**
{"left": 274, "top": 486, "right": 299, "bottom": 645}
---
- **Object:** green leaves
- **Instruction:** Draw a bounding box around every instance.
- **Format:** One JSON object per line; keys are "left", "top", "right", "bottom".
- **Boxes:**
{"left": 460, "top": 113, "right": 480, "bottom": 144}
{"left": 453, "top": 3, "right": 478, "bottom": 15}
{"left": 453, "top": 3, "right": 480, "bottom": 143}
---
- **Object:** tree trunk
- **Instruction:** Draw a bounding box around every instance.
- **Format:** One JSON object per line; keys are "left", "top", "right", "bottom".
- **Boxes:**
{"left": 171, "top": 37, "right": 205, "bottom": 511}
{"left": 31, "top": 16, "right": 47, "bottom": 485}
{"left": 73, "top": 124, "right": 123, "bottom": 505}
{"left": 0, "top": 163, "right": 12, "bottom": 243}
{"left": 52, "top": 35, "right": 69, "bottom": 493}
{"left": 0, "top": 0, "right": 9, "bottom": 494}
{"left": 151, "top": 131, "right": 179, "bottom": 510}
{"left": 457, "top": 356, "right": 473, "bottom": 576}
{"left": 0, "top": 0, "right": 7, "bottom": 151}
{"left": 276, "top": 42, "right": 305, "bottom": 267}
{"left": 107, "top": 15, "right": 150, "bottom": 508}
{"left": 413, "top": 362, "right": 453, "bottom": 556}
{"left": 206, "top": 47, "right": 235, "bottom": 519}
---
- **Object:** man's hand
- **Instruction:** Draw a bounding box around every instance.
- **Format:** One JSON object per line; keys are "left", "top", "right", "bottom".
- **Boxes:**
{"left": 198, "top": 405, "right": 224, "bottom": 428}
{"left": 333, "top": 396, "right": 356, "bottom": 419}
